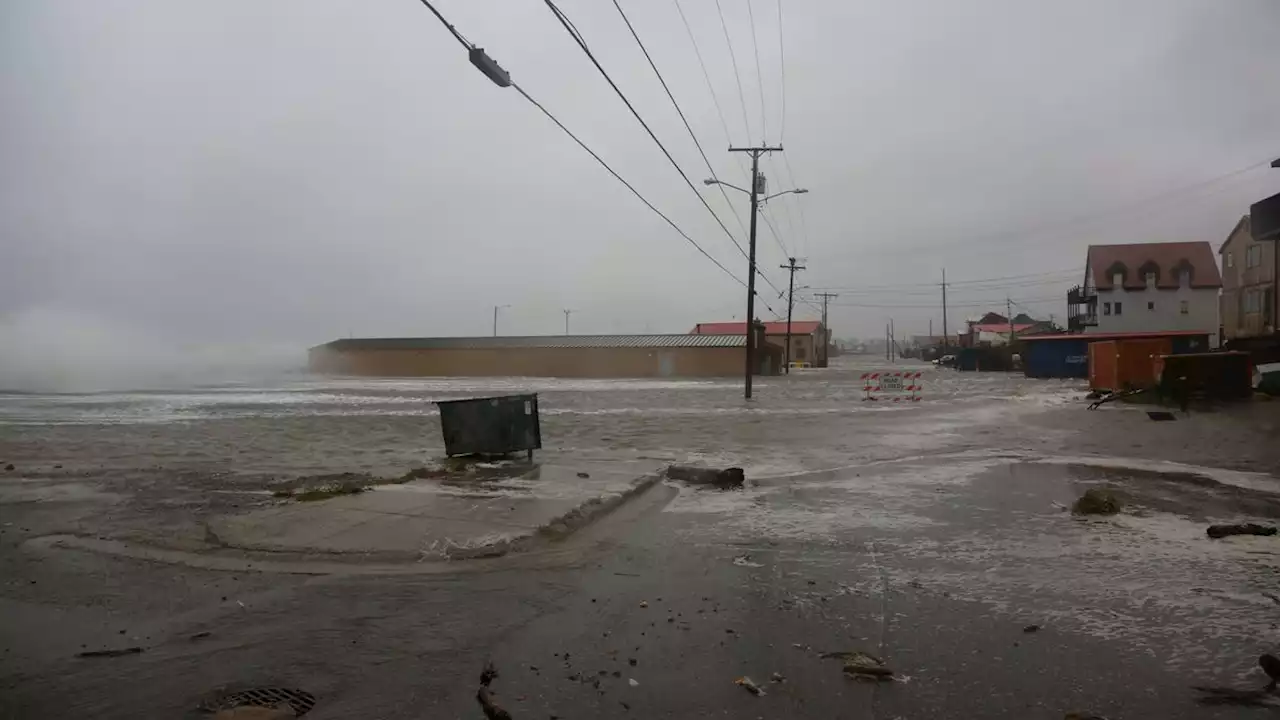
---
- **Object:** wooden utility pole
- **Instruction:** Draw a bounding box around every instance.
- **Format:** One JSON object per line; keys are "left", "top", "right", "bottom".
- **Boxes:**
{"left": 1007, "top": 298, "right": 1015, "bottom": 345}
{"left": 940, "top": 269, "right": 949, "bottom": 353}
{"left": 885, "top": 324, "right": 890, "bottom": 362}
{"left": 563, "top": 309, "right": 575, "bottom": 335}
{"left": 729, "top": 144, "right": 784, "bottom": 399}
{"left": 780, "top": 257, "right": 806, "bottom": 373}
{"left": 814, "top": 292, "right": 838, "bottom": 367}
{"left": 890, "top": 317, "right": 896, "bottom": 362}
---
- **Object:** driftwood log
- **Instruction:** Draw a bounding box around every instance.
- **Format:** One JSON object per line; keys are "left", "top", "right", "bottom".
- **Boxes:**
{"left": 665, "top": 466, "right": 745, "bottom": 488}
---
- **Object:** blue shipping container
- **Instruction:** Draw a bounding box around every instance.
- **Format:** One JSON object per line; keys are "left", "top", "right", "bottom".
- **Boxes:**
{"left": 1022, "top": 338, "right": 1090, "bottom": 378}
{"left": 1021, "top": 332, "right": 1210, "bottom": 379}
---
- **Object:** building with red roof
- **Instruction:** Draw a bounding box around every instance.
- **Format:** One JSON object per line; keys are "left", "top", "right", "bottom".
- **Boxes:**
{"left": 692, "top": 320, "right": 828, "bottom": 368}
{"left": 1067, "top": 241, "right": 1221, "bottom": 347}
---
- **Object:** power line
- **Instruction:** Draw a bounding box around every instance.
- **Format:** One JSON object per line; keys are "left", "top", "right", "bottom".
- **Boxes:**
{"left": 758, "top": 206, "right": 791, "bottom": 257}
{"left": 544, "top": 0, "right": 790, "bottom": 298}
{"left": 781, "top": 154, "right": 809, "bottom": 256}
{"left": 412, "top": 2, "right": 782, "bottom": 320}
{"left": 510, "top": 82, "right": 745, "bottom": 288}
{"left": 745, "top": 0, "right": 767, "bottom": 143}
{"left": 673, "top": 0, "right": 734, "bottom": 146}
{"left": 714, "top": 0, "right": 753, "bottom": 142}
{"left": 414, "top": 0, "right": 472, "bottom": 48}
{"left": 611, "top": 0, "right": 750, "bottom": 253}
{"left": 816, "top": 274, "right": 1083, "bottom": 298}
{"left": 808, "top": 267, "right": 1084, "bottom": 292}
{"left": 853, "top": 156, "right": 1279, "bottom": 260}
{"left": 820, "top": 294, "right": 1063, "bottom": 310}
{"left": 776, "top": 0, "right": 787, "bottom": 142}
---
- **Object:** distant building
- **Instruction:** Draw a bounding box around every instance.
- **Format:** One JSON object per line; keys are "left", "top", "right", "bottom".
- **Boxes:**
{"left": 691, "top": 320, "right": 828, "bottom": 367}
{"left": 1066, "top": 241, "right": 1222, "bottom": 347}
{"left": 1219, "top": 214, "right": 1275, "bottom": 344}
{"left": 309, "top": 334, "right": 783, "bottom": 378}
{"left": 957, "top": 313, "right": 1056, "bottom": 347}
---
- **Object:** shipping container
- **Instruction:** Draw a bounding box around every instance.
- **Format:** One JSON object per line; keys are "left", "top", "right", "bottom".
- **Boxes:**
{"left": 1020, "top": 331, "right": 1210, "bottom": 380}
{"left": 1088, "top": 338, "right": 1171, "bottom": 391}
{"left": 1021, "top": 337, "right": 1091, "bottom": 378}
{"left": 1157, "top": 352, "right": 1253, "bottom": 401}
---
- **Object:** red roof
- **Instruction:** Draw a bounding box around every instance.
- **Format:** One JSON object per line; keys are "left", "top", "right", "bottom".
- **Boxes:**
{"left": 1087, "top": 241, "right": 1221, "bottom": 291}
{"left": 1020, "top": 330, "right": 1209, "bottom": 342}
{"left": 692, "top": 321, "right": 822, "bottom": 336}
{"left": 968, "top": 323, "right": 1039, "bottom": 334}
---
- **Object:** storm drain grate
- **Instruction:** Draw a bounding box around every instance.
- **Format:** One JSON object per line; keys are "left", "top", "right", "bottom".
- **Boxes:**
{"left": 202, "top": 687, "right": 316, "bottom": 716}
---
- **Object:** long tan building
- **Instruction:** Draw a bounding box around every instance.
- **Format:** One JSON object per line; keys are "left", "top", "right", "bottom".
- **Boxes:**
{"left": 309, "top": 334, "right": 783, "bottom": 378}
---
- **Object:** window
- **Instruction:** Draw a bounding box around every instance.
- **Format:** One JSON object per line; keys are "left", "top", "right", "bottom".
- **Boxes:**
{"left": 1180, "top": 300, "right": 1189, "bottom": 315}
{"left": 1246, "top": 289, "right": 1261, "bottom": 313}
{"left": 1114, "top": 302, "right": 1122, "bottom": 316}
{"left": 1147, "top": 301, "right": 1155, "bottom": 310}
{"left": 795, "top": 347, "right": 806, "bottom": 360}
{"left": 1227, "top": 252, "right": 1234, "bottom": 268}
{"left": 1103, "top": 302, "right": 1112, "bottom": 316}
{"left": 1247, "top": 244, "right": 1262, "bottom": 268}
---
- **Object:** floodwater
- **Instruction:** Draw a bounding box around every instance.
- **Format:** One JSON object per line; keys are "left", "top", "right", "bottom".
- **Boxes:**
{"left": 0, "top": 357, "right": 1081, "bottom": 478}
{"left": 5, "top": 357, "right": 1280, "bottom": 717}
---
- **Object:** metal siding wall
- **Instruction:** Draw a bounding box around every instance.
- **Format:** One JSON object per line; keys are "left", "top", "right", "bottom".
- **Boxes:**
{"left": 309, "top": 346, "right": 747, "bottom": 378}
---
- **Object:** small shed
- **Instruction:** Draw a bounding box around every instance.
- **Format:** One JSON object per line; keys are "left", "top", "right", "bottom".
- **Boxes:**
{"left": 1020, "top": 331, "right": 1211, "bottom": 379}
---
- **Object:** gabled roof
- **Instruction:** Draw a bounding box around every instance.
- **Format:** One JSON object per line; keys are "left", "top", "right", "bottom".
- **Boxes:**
{"left": 1218, "top": 215, "right": 1251, "bottom": 254}
{"left": 1086, "top": 241, "right": 1222, "bottom": 290}
{"left": 968, "top": 323, "right": 1040, "bottom": 334}
{"left": 314, "top": 334, "right": 747, "bottom": 351}
{"left": 691, "top": 321, "right": 823, "bottom": 335}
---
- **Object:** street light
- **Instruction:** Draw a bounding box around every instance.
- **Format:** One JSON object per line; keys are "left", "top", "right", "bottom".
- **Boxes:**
{"left": 492, "top": 304, "right": 511, "bottom": 337}
{"left": 703, "top": 176, "right": 809, "bottom": 390}
{"left": 704, "top": 178, "right": 809, "bottom": 203}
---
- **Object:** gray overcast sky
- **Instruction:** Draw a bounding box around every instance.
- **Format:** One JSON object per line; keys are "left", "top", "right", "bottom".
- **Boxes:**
{"left": 3, "top": 0, "right": 1280, "bottom": 382}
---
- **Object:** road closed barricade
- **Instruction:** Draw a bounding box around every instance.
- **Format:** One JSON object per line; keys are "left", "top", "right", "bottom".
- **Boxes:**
{"left": 861, "top": 371, "right": 923, "bottom": 402}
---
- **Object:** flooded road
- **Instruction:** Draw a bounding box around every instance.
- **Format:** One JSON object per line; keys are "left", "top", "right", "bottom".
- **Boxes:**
{"left": 3, "top": 358, "right": 1280, "bottom": 718}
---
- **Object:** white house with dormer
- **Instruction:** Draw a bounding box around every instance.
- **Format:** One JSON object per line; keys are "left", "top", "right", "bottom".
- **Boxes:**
{"left": 1069, "top": 241, "right": 1222, "bottom": 347}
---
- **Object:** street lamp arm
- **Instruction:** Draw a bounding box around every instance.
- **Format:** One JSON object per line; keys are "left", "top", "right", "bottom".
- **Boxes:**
{"left": 762, "top": 188, "right": 809, "bottom": 203}
{"left": 702, "top": 178, "right": 750, "bottom": 195}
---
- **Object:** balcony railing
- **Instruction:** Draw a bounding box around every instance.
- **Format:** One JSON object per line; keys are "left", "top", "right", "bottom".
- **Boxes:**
{"left": 1067, "top": 285, "right": 1097, "bottom": 332}
{"left": 1067, "top": 285, "right": 1096, "bottom": 305}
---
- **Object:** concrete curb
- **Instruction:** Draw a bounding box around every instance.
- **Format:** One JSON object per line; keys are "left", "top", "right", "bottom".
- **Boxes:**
{"left": 439, "top": 471, "right": 664, "bottom": 560}
{"left": 20, "top": 472, "right": 666, "bottom": 572}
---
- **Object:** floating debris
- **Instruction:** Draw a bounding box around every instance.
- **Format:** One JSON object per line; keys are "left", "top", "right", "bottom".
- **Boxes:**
{"left": 477, "top": 661, "right": 513, "bottom": 720}
{"left": 735, "top": 676, "right": 766, "bottom": 696}
{"left": 76, "top": 647, "right": 143, "bottom": 659}
{"left": 823, "top": 650, "right": 895, "bottom": 681}
{"left": 770, "top": 672, "right": 786, "bottom": 683}
{"left": 665, "top": 465, "right": 744, "bottom": 488}
{"left": 732, "top": 555, "right": 763, "bottom": 568}
{"left": 1206, "top": 523, "right": 1277, "bottom": 539}
{"left": 628, "top": 678, "right": 639, "bottom": 688}
{"left": 1022, "top": 624, "right": 1041, "bottom": 634}
{"left": 576, "top": 472, "right": 591, "bottom": 479}
{"left": 1072, "top": 488, "right": 1121, "bottom": 516}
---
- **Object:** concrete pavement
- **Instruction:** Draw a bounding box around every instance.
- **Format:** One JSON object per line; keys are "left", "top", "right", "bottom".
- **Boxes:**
{"left": 209, "top": 460, "right": 665, "bottom": 560}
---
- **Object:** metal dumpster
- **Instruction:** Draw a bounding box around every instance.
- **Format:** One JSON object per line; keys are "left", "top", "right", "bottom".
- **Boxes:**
{"left": 435, "top": 394, "right": 542, "bottom": 459}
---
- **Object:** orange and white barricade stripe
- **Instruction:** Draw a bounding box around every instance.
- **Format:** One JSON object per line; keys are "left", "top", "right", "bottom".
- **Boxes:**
{"left": 861, "top": 371, "right": 923, "bottom": 402}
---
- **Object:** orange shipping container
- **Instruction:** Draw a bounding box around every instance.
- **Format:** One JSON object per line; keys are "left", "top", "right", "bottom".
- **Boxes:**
{"left": 1088, "top": 338, "right": 1172, "bottom": 391}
